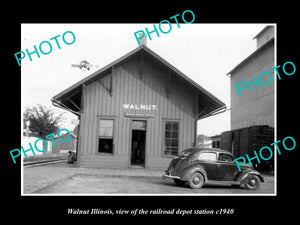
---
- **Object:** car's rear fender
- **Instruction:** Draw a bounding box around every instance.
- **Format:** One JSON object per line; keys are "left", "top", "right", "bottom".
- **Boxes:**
{"left": 237, "top": 169, "right": 264, "bottom": 184}
{"left": 180, "top": 165, "right": 208, "bottom": 183}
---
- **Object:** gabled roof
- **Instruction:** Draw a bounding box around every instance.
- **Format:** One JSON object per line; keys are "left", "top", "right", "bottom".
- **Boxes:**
{"left": 226, "top": 37, "right": 274, "bottom": 76}
{"left": 52, "top": 45, "right": 226, "bottom": 119}
{"left": 252, "top": 25, "right": 274, "bottom": 39}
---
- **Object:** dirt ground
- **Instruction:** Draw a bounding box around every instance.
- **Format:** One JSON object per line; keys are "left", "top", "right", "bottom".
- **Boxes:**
{"left": 23, "top": 162, "right": 275, "bottom": 195}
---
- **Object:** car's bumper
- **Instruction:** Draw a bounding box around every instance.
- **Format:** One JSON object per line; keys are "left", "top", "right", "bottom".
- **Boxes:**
{"left": 162, "top": 172, "right": 180, "bottom": 180}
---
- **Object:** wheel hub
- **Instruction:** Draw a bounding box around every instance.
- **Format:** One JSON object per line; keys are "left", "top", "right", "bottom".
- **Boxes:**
{"left": 249, "top": 178, "right": 256, "bottom": 186}
{"left": 193, "top": 176, "right": 201, "bottom": 185}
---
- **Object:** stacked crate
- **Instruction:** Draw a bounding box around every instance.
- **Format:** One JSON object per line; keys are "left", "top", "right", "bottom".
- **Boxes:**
{"left": 220, "top": 125, "right": 274, "bottom": 171}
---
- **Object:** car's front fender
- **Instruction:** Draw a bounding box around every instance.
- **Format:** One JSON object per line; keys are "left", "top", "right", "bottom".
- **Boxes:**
{"left": 179, "top": 165, "right": 208, "bottom": 182}
{"left": 237, "top": 169, "right": 264, "bottom": 184}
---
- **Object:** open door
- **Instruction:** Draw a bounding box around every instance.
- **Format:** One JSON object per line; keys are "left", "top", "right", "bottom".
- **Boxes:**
{"left": 130, "top": 120, "right": 146, "bottom": 167}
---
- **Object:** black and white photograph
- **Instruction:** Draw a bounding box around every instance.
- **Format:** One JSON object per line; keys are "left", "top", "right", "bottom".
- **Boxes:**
{"left": 20, "top": 23, "right": 276, "bottom": 195}
{"left": 4, "top": 4, "right": 298, "bottom": 221}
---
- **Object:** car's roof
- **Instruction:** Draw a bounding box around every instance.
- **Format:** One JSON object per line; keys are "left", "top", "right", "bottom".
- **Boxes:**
{"left": 183, "top": 147, "right": 231, "bottom": 154}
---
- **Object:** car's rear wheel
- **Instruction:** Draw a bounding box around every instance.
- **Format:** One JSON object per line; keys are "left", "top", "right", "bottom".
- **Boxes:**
{"left": 244, "top": 175, "right": 260, "bottom": 190}
{"left": 188, "top": 172, "right": 204, "bottom": 189}
{"left": 174, "top": 179, "right": 186, "bottom": 186}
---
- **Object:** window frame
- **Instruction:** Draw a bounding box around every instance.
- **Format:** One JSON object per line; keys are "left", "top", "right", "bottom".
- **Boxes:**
{"left": 162, "top": 119, "right": 180, "bottom": 157}
{"left": 96, "top": 116, "right": 116, "bottom": 155}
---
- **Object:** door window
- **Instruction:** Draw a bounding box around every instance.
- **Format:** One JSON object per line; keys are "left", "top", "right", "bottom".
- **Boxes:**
{"left": 132, "top": 120, "right": 146, "bottom": 130}
{"left": 218, "top": 153, "right": 233, "bottom": 162}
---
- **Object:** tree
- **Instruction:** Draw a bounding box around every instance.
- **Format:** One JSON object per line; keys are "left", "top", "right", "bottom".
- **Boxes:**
{"left": 23, "top": 104, "right": 65, "bottom": 137}
{"left": 196, "top": 134, "right": 211, "bottom": 145}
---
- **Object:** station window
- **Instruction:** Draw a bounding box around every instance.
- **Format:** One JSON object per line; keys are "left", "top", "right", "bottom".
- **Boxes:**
{"left": 163, "top": 121, "right": 179, "bottom": 156}
{"left": 98, "top": 119, "right": 114, "bottom": 153}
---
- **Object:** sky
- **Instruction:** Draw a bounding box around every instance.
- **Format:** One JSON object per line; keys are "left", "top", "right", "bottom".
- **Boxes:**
{"left": 21, "top": 23, "right": 268, "bottom": 136}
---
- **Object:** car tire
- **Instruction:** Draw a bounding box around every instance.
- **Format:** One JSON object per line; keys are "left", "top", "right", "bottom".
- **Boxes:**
{"left": 244, "top": 175, "right": 260, "bottom": 190}
{"left": 188, "top": 172, "right": 204, "bottom": 189}
{"left": 174, "top": 179, "right": 187, "bottom": 186}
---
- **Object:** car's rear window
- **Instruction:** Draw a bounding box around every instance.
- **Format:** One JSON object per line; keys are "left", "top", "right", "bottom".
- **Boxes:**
{"left": 197, "top": 152, "right": 217, "bottom": 161}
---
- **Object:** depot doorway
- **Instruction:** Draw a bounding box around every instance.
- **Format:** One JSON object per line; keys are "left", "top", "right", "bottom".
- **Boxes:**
{"left": 130, "top": 120, "right": 146, "bottom": 167}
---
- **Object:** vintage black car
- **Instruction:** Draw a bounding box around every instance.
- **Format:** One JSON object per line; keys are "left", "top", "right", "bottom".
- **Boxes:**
{"left": 163, "top": 147, "right": 264, "bottom": 190}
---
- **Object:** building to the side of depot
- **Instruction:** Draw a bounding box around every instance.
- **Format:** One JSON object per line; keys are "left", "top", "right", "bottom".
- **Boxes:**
{"left": 22, "top": 130, "right": 77, "bottom": 157}
{"left": 219, "top": 26, "right": 275, "bottom": 171}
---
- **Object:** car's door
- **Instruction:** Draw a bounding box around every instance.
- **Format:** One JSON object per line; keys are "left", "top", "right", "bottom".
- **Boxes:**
{"left": 217, "top": 153, "right": 238, "bottom": 181}
{"left": 196, "top": 152, "right": 218, "bottom": 180}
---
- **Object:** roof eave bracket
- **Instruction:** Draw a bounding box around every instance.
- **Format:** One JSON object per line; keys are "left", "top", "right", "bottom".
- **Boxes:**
{"left": 198, "top": 106, "right": 227, "bottom": 120}
{"left": 51, "top": 98, "right": 82, "bottom": 116}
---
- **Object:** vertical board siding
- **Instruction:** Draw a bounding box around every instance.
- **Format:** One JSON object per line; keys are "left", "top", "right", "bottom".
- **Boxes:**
{"left": 79, "top": 54, "right": 198, "bottom": 169}
{"left": 230, "top": 43, "right": 274, "bottom": 130}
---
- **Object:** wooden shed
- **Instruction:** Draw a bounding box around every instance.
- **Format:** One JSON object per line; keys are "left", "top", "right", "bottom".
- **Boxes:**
{"left": 52, "top": 45, "right": 225, "bottom": 169}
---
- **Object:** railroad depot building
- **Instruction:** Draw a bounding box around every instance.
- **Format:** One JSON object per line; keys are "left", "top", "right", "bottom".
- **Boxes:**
{"left": 52, "top": 45, "right": 225, "bottom": 169}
